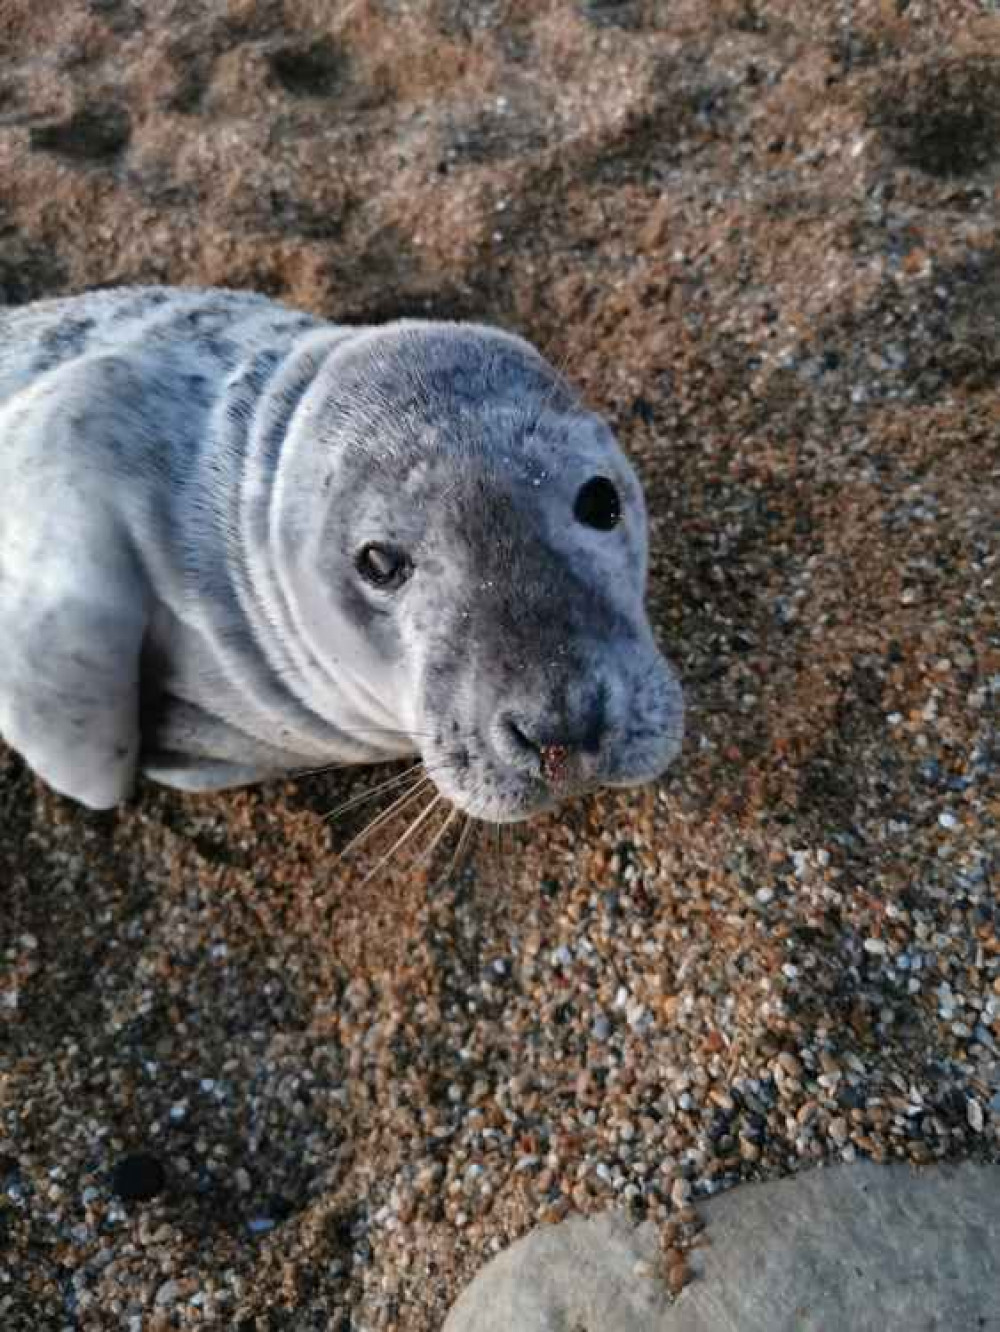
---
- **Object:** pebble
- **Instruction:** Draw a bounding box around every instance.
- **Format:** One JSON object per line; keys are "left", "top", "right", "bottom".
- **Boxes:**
{"left": 665, "top": 1252, "right": 690, "bottom": 1296}
{"left": 592, "top": 1015, "right": 611, "bottom": 1041}
{"left": 155, "top": 1279, "right": 180, "bottom": 1307}
{"left": 828, "top": 1117, "right": 850, "bottom": 1144}
{"left": 777, "top": 1054, "right": 803, "bottom": 1080}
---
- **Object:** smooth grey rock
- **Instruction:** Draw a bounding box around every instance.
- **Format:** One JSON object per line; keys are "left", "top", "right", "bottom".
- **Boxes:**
{"left": 444, "top": 1210, "right": 669, "bottom": 1331}
{"left": 444, "top": 1162, "right": 1000, "bottom": 1332}
{"left": 674, "top": 1161, "right": 1000, "bottom": 1332}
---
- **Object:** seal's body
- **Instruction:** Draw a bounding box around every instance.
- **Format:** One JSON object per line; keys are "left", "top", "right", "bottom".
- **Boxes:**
{"left": 0, "top": 286, "right": 683, "bottom": 821}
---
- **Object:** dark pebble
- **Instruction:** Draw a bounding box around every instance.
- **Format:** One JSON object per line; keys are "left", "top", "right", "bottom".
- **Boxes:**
{"left": 267, "top": 1193, "right": 295, "bottom": 1221}
{"left": 934, "top": 1087, "right": 970, "bottom": 1126}
{"left": 741, "top": 1112, "right": 768, "bottom": 1143}
{"left": 708, "top": 1109, "right": 734, "bottom": 1141}
{"left": 631, "top": 395, "right": 655, "bottom": 425}
{"left": 838, "top": 1085, "right": 868, "bottom": 1111}
{"left": 579, "top": 0, "right": 640, "bottom": 28}
{"left": 755, "top": 1079, "right": 779, "bottom": 1109}
{"left": 110, "top": 1152, "right": 166, "bottom": 1202}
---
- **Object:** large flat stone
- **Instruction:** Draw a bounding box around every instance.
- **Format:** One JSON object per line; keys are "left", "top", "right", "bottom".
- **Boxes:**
{"left": 444, "top": 1162, "right": 1000, "bottom": 1332}
{"left": 674, "top": 1160, "right": 1000, "bottom": 1331}
{"left": 444, "top": 1210, "right": 668, "bottom": 1331}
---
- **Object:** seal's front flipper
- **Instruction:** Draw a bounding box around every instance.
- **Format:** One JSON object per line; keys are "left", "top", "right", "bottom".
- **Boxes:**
{"left": 0, "top": 353, "right": 157, "bottom": 809}
{"left": 0, "top": 590, "right": 147, "bottom": 810}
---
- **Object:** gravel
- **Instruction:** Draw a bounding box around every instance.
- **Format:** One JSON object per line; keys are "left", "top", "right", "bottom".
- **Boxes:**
{"left": 2, "top": 0, "right": 999, "bottom": 1327}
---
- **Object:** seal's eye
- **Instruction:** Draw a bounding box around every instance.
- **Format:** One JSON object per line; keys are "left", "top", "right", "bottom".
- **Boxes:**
{"left": 356, "top": 543, "right": 412, "bottom": 590}
{"left": 573, "top": 476, "right": 621, "bottom": 530}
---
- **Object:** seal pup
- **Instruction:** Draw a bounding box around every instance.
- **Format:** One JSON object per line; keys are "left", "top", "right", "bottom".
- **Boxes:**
{"left": 0, "top": 286, "right": 683, "bottom": 823}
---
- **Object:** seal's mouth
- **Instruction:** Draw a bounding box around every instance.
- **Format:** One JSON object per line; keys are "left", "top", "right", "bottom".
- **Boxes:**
{"left": 423, "top": 718, "right": 684, "bottom": 825}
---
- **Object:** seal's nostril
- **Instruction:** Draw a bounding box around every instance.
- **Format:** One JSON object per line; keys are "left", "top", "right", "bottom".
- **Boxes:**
{"left": 503, "top": 715, "right": 540, "bottom": 757}
{"left": 580, "top": 681, "right": 608, "bottom": 754}
{"left": 497, "top": 713, "right": 549, "bottom": 777}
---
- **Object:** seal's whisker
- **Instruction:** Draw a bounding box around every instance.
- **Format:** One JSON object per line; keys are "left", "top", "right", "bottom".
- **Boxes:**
{"left": 296, "top": 745, "right": 458, "bottom": 783}
{"left": 336, "top": 778, "right": 433, "bottom": 860}
{"left": 292, "top": 728, "right": 440, "bottom": 777}
{"left": 359, "top": 794, "right": 443, "bottom": 887}
{"left": 437, "top": 814, "right": 469, "bottom": 885}
{"left": 322, "top": 761, "right": 425, "bottom": 822}
{"left": 481, "top": 818, "right": 504, "bottom": 893}
{"left": 440, "top": 814, "right": 477, "bottom": 884}
{"left": 462, "top": 818, "right": 482, "bottom": 871}
{"left": 322, "top": 758, "right": 461, "bottom": 824}
{"left": 412, "top": 804, "right": 460, "bottom": 872}
{"left": 497, "top": 820, "right": 516, "bottom": 873}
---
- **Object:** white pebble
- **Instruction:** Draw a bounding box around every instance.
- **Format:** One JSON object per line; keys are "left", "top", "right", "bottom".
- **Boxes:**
{"left": 671, "top": 1177, "right": 692, "bottom": 1206}
{"left": 155, "top": 1279, "right": 181, "bottom": 1307}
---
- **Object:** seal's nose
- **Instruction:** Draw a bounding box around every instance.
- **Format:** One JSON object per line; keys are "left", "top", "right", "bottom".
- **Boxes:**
{"left": 496, "top": 685, "right": 608, "bottom": 783}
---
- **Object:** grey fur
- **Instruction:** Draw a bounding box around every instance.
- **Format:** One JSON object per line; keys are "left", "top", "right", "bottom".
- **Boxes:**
{"left": 0, "top": 286, "right": 683, "bottom": 820}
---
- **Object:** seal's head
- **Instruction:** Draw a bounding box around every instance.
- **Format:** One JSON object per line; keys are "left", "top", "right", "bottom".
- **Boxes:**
{"left": 280, "top": 321, "right": 684, "bottom": 822}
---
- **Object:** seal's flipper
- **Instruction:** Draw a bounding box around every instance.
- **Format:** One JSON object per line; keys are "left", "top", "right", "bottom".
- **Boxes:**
{"left": 0, "top": 358, "right": 151, "bottom": 810}
{"left": 0, "top": 589, "right": 147, "bottom": 810}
